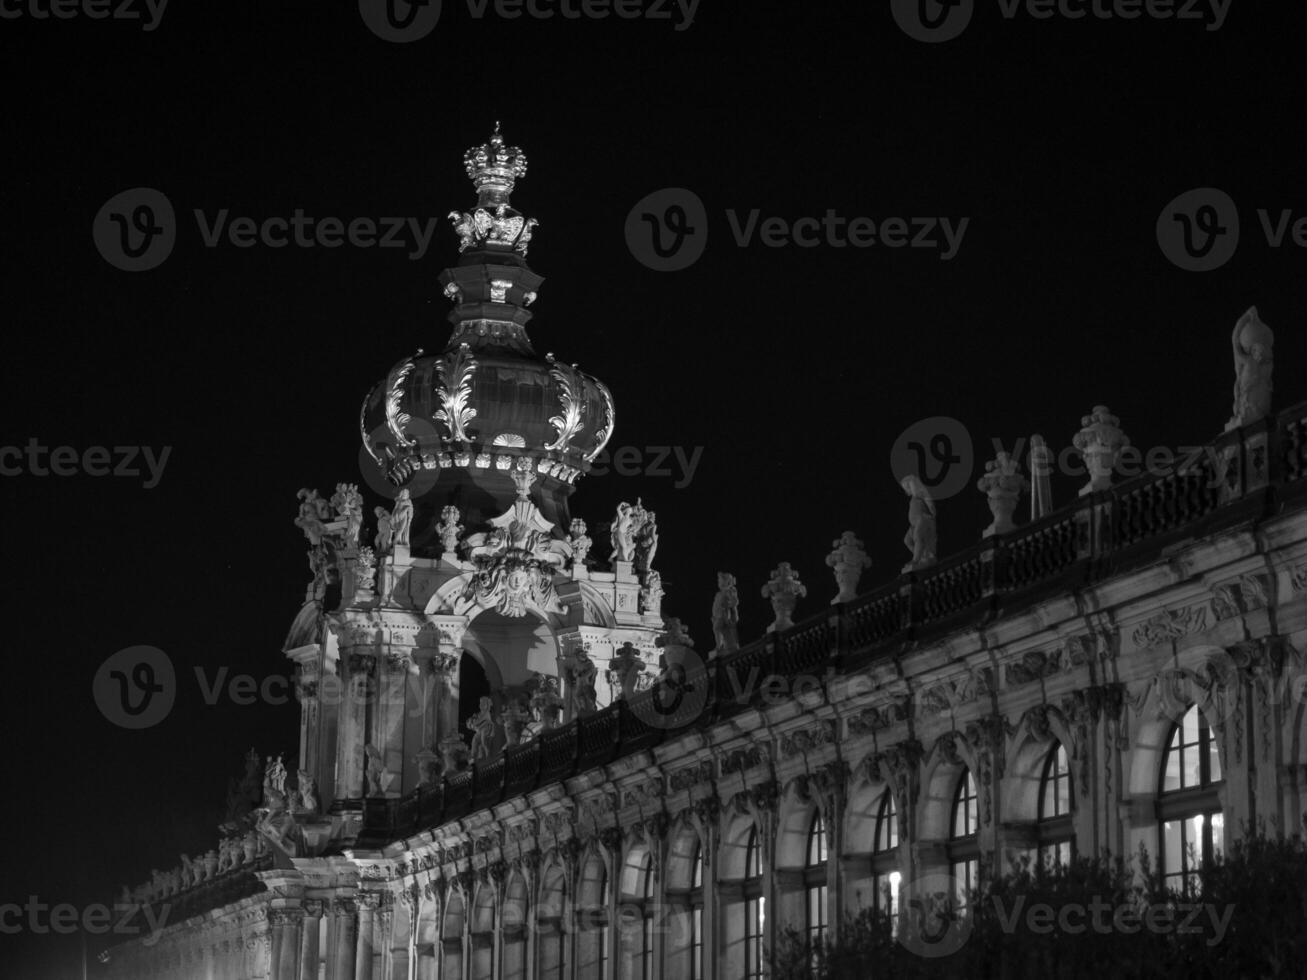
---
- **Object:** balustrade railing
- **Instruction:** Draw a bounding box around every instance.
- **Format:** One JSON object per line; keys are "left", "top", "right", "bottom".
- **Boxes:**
{"left": 360, "top": 403, "right": 1304, "bottom": 841}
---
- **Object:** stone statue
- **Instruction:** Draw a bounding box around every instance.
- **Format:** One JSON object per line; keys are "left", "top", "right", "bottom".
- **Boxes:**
{"left": 500, "top": 698, "right": 532, "bottom": 747}
{"left": 1227, "top": 306, "right": 1274, "bottom": 431}
{"left": 438, "top": 734, "right": 470, "bottom": 773}
{"left": 530, "top": 673, "right": 565, "bottom": 730}
{"left": 374, "top": 506, "right": 393, "bottom": 554}
{"left": 761, "top": 563, "right": 808, "bottom": 632}
{"left": 415, "top": 750, "right": 443, "bottom": 787}
{"left": 294, "top": 489, "right": 331, "bottom": 546}
{"left": 608, "top": 642, "right": 645, "bottom": 700}
{"left": 1072, "top": 406, "right": 1129, "bottom": 497}
{"left": 263, "top": 754, "right": 287, "bottom": 800}
{"left": 610, "top": 502, "right": 637, "bottom": 563}
{"left": 363, "top": 744, "right": 388, "bottom": 796}
{"left": 296, "top": 770, "right": 318, "bottom": 813}
{"left": 391, "top": 489, "right": 414, "bottom": 549}
{"left": 635, "top": 510, "right": 659, "bottom": 573}
{"left": 356, "top": 547, "right": 377, "bottom": 596}
{"left": 711, "top": 572, "right": 740, "bottom": 655}
{"left": 331, "top": 483, "right": 364, "bottom": 546}
{"left": 568, "top": 518, "right": 593, "bottom": 566}
{"left": 641, "top": 569, "right": 665, "bottom": 615}
{"left": 436, "top": 505, "right": 464, "bottom": 557}
{"left": 901, "top": 475, "right": 938, "bottom": 572}
{"left": 568, "top": 648, "right": 599, "bottom": 716}
{"left": 976, "top": 454, "right": 1030, "bottom": 538}
{"left": 825, "top": 532, "right": 871, "bottom": 604}
{"left": 467, "top": 696, "right": 497, "bottom": 759}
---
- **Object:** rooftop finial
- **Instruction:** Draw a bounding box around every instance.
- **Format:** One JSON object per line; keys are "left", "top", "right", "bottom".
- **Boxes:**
{"left": 462, "top": 125, "right": 528, "bottom": 202}
{"left": 450, "top": 126, "right": 538, "bottom": 256}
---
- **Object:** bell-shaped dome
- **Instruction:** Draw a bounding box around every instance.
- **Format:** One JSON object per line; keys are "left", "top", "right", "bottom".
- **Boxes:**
{"left": 359, "top": 126, "right": 615, "bottom": 539}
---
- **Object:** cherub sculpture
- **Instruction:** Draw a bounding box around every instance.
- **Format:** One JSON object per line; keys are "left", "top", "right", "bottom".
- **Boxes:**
{"left": 901, "top": 475, "right": 938, "bottom": 572}
{"left": 1227, "top": 306, "right": 1274, "bottom": 430}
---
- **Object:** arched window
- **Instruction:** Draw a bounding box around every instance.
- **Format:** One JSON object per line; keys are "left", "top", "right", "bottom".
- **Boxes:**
{"left": 871, "top": 791, "right": 901, "bottom": 918}
{"left": 689, "top": 842, "right": 704, "bottom": 980}
{"left": 949, "top": 769, "right": 980, "bottom": 906}
{"left": 1159, "top": 704, "right": 1224, "bottom": 893}
{"left": 744, "top": 826, "right": 765, "bottom": 980}
{"left": 804, "top": 811, "right": 829, "bottom": 951}
{"left": 625, "top": 853, "right": 656, "bottom": 980}
{"left": 576, "top": 854, "right": 609, "bottom": 980}
{"left": 537, "top": 863, "right": 567, "bottom": 980}
{"left": 1037, "top": 742, "right": 1074, "bottom": 868}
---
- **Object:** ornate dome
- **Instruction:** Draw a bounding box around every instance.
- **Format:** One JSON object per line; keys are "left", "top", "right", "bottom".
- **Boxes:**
{"left": 359, "top": 127, "right": 616, "bottom": 537}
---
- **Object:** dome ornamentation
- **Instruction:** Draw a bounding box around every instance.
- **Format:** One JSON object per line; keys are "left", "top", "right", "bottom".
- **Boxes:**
{"left": 544, "top": 358, "right": 587, "bottom": 453}
{"left": 433, "top": 344, "right": 480, "bottom": 443}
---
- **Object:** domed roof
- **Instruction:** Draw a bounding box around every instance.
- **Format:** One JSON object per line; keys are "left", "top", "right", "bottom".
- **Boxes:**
{"left": 359, "top": 126, "right": 616, "bottom": 521}
{"left": 360, "top": 345, "right": 614, "bottom": 486}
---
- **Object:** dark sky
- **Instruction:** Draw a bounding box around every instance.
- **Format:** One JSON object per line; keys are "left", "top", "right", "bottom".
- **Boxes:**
{"left": 5, "top": 0, "right": 1307, "bottom": 973}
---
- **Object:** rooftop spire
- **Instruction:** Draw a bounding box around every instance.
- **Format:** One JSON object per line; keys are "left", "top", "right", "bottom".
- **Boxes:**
{"left": 448, "top": 125, "right": 538, "bottom": 257}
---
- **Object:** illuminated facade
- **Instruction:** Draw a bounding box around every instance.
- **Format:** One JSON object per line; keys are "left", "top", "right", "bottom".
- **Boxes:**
{"left": 104, "top": 133, "right": 1307, "bottom": 979}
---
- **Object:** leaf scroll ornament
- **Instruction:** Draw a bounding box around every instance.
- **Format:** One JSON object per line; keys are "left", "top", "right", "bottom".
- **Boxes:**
{"left": 545, "top": 358, "right": 586, "bottom": 453}
{"left": 434, "top": 343, "right": 479, "bottom": 443}
{"left": 384, "top": 353, "right": 421, "bottom": 450}
{"left": 585, "top": 379, "right": 616, "bottom": 463}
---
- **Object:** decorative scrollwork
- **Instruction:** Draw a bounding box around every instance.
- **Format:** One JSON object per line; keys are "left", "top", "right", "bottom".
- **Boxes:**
{"left": 544, "top": 358, "right": 586, "bottom": 452}
{"left": 585, "top": 378, "right": 616, "bottom": 463}
{"left": 385, "top": 354, "right": 420, "bottom": 449}
{"left": 434, "top": 344, "right": 479, "bottom": 443}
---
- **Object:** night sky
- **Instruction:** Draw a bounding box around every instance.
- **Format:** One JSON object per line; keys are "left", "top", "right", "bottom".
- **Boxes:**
{"left": 5, "top": 0, "right": 1307, "bottom": 973}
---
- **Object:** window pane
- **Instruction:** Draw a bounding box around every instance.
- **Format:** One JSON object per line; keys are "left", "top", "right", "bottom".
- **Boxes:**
{"left": 1210, "top": 811, "right": 1224, "bottom": 859}
{"left": 1207, "top": 728, "right": 1223, "bottom": 783}
{"left": 1163, "top": 745, "right": 1182, "bottom": 792}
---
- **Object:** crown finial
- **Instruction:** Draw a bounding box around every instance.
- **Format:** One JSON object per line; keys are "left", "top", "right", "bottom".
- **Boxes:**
{"left": 462, "top": 126, "right": 528, "bottom": 202}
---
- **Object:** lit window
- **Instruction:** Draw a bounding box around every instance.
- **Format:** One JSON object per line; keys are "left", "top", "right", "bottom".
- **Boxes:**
{"left": 804, "top": 811, "right": 829, "bottom": 952}
{"left": 1159, "top": 705, "right": 1224, "bottom": 894}
{"left": 948, "top": 770, "right": 980, "bottom": 907}
{"left": 871, "top": 791, "right": 901, "bottom": 920}
{"left": 1037, "top": 742, "right": 1074, "bottom": 868}
{"left": 744, "top": 827, "right": 765, "bottom": 980}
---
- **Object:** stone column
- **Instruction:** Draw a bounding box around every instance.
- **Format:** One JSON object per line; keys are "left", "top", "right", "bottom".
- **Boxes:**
{"left": 337, "top": 652, "right": 377, "bottom": 802}
{"left": 330, "top": 899, "right": 358, "bottom": 980}
{"left": 354, "top": 894, "right": 378, "bottom": 980}
{"left": 270, "top": 908, "right": 305, "bottom": 980}
{"left": 299, "top": 901, "right": 324, "bottom": 980}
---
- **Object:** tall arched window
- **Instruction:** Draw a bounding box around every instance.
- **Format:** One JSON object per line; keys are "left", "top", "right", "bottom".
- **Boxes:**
{"left": 1159, "top": 704, "right": 1224, "bottom": 893}
{"left": 804, "top": 811, "right": 829, "bottom": 951}
{"left": 744, "top": 826, "right": 765, "bottom": 980}
{"left": 871, "top": 791, "right": 901, "bottom": 919}
{"left": 576, "top": 854, "right": 609, "bottom": 980}
{"left": 1038, "top": 742, "right": 1074, "bottom": 867}
{"left": 537, "top": 864, "right": 567, "bottom": 980}
{"left": 949, "top": 769, "right": 980, "bottom": 906}
{"left": 689, "top": 842, "right": 704, "bottom": 980}
{"left": 624, "top": 853, "right": 656, "bottom": 980}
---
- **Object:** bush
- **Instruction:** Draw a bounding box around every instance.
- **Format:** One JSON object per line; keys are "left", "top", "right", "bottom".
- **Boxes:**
{"left": 774, "top": 828, "right": 1307, "bottom": 979}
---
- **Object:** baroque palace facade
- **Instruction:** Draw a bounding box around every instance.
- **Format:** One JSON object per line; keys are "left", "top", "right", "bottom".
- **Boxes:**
{"left": 106, "top": 132, "right": 1307, "bottom": 979}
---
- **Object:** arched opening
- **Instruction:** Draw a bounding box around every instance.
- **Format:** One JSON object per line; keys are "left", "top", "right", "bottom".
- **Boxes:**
{"left": 469, "top": 883, "right": 496, "bottom": 980}
{"left": 442, "top": 889, "right": 466, "bottom": 979}
{"left": 720, "top": 815, "right": 765, "bottom": 980}
{"left": 949, "top": 770, "right": 979, "bottom": 907}
{"left": 415, "top": 895, "right": 439, "bottom": 980}
{"left": 1037, "top": 742, "right": 1074, "bottom": 867}
{"left": 464, "top": 610, "right": 559, "bottom": 688}
{"left": 1159, "top": 703, "right": 1224, "bottom": 894}
{"left": 502, "top": 872, "right": 529, "bottom": 980}
{"left": 537, "top": 860, "right": 568, "bottom": 980}
{"left": 664, "top": 824, "right": 704, "bottom": 980}
{"left": 457, "top": 654, "right": 492, "bottom": 746}
{"left": 576, "top": 852, "right": 610, "bottom": 980}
